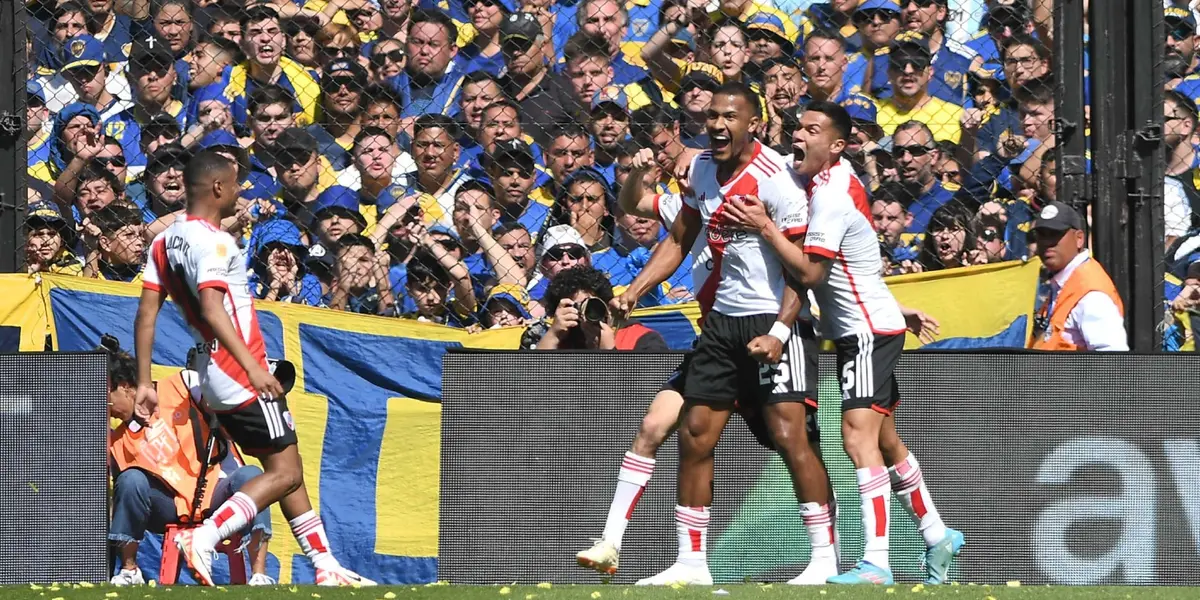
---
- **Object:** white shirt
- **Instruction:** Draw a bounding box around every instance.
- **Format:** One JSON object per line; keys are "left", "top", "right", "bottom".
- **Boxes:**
{"left": 654, "top": 192, "right": 713, "bottom": 310}
{"left": 1045, "top": 249, "right": 1129, "bottom": 351}
{"left": 800, "top": 158, "right": 907, "bottom": 340}
{"left": 143, "top": 215, "right": 269, "bottom": 408}
{"left": 683, "top": 142, "right": 810, "bottom": 317}
{"left": 1164, "top": 176, "right": 1193, "bottom": 239}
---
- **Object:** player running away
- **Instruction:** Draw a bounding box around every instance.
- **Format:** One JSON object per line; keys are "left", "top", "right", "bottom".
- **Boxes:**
{"left": 577, "top": 145, "right": 835, "bottom": 585}
{"left": 720, "top": 100, "right": 964, "bottom": 586}
{"left": 133, "top": 150, "right": 374, "bottom": 587}
{"left": 606, "top": 82, "right": 839, "bottom": 586}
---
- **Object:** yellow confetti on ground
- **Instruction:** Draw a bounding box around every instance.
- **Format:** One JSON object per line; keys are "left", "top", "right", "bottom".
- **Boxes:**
{"left": 537, "top": 583, "right": 552, "bottom": 589}
{"left": 670, "top": 583, "right": 683, "bottom": 590}
{"left": 106, "top": 593, "right": 119, "bottom": 598}
{"left": 525, "top": 595, "right": 537, "bottom": 600}
{"left": 30, "top": 584, "right": 43, "bottom": 590}
{"left": 986, "top": 596, "right": 997, "bottom": 600}
{"left": 1006, "top": 581, "right": 1021, "bottom": 587}
{"left": 886, "top": 588, "right": 896, "bottom": 594}
{"left": 591, "top": 593, "right": 602, "bottom": 599}
{"left": 759, "top": 584, "right": 773, "bottom": 589}
{"left": 79, "top": 582, "right": 95, "bottom": 588}
{"left": 290, "top": 587, "right": 299, "bottom": 593}
{"left": 312, "top": 594, "right": 322, "bottom": 598}
{"left": 819, "top": 592, "right": 827, "bottom": 596}
{"left": 499, "top": 586, "right": 511, "bottom": 595}
{"left": 384, "top": 593, "right": 397, "bottom": 599}
{"left": 911, "top": 583, "right": 925, "bottom": 592}
{"left": 50, "top": 597, "right": 63, "bottom": 600}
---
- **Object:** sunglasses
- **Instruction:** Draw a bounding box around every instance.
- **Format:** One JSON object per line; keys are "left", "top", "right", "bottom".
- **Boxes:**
{"left": 327, "top": 45, "right": 359, "bottom": 59}
{"left": 371, "top": 49, "right": 405, "bottom": 66}
{"left": 936, "top": 168, "right": 960, "bottom": 181}
{"left": 888, "top": 56, "right": 931, "bottom": 71}
{"left": 1170, "top": 26, "right": 1195, "bottom": 42}
{"left": 275, "top": 149, "right": 314, "bottom": 169}
{"left": 465, "top": 0, "right": 500, "bottom": 8}
{"left": 543, "top": 245, "right": 586, "bottom": 262}
{"left": 66, "top": 65, "right": 101, "bottom": 80}
{"left": 96, "top": 156, "right": 126, "bottom": 168}
{"left": 906, "top": 0, "right": 940, "bottom": 7}
{"left": 853, "top": 9, "right": 897, "bottom": 25}
{"left": 892, "top": 144, "right": 934, "bottom": 157}
{"left": 502, "top": 38, "right": 535, "bottom": 55}
{"left": 322, "top": 76, "right": 362, "bottom": 92}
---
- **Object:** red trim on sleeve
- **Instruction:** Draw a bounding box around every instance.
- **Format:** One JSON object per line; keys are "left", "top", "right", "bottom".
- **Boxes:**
{"left": 142, "top": 281, "right": 164, "bottom": 293}
{"left": 803, "top": 245, "right": 837, "bottom": 259}
{"left": 781, "top": 226, "right": 808, "bottom": 240}
{"left": 197, "top": 280, "right": 228, "bottom": 292}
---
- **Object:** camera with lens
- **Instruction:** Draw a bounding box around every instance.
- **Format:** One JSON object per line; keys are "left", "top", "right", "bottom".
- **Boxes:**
{"left": 581, "top": 297, "right": 609, "bottom": 323}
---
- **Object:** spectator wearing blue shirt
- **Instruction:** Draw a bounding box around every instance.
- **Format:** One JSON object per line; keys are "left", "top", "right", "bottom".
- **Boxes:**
{"left": 871, "top": 182, "right": 923, "bottom": 275}
{"left": 589, "top": 87, "right": 638, "bottom": 187}
{"left": 478, "top": 283, "right": 534, "bottom": 329}
{"left": 60, "top": 35, "right": 146, "bottom": 172}
{"left": 550, "top": 168, "right": 634, "bottom": 283}
{"left": 502, "top": 12, "right": 586, "bottom": 149}
{"left": 454, "top": 71, "right": 506, "bottom": 171}
{"left": 127, "top": 41, "right": 188, "bottom": 130}
{"left": 493, "top": 221, "right": 538, "bottom": 292}
{"left": 884, "top": 0, "right": 979, "bottom": 106}
{"left": 141, "top": 143, "right": 190, "bottom": 219}
{"left": 565, "top": 0, "right": 655, "bottom": 87}
{"left": 801, "top": 29, "right": 880, "bottom": 115}
{"left": 452, "top": 179, "right": 529, "bottom": 289}
{"left": 86, "top": 203, "right": 146, "bottom": 282}
{"left": 308, "top": 185, "right": 369, "bottom": 270}
{"left": 963, "top": 1, "right": 1037, "bottom": 84}
{"left": 458, "top": 0, "right": 516, "bottom": 77}
{"left": 222, "top": 6, "right": 321, "bottom": 129}
{"left": 388, "top": 10, "right": 465, "bottom": 118}
{"left": 250, "top": 219, "right": 324, "bottom": 306}
{"left": 351, "top": 127, "right": 409, "bottom": 228}
{"left": 275, "top": 128, "right": 325, "bottom": 222}
{"left": 83, "top": 0, "right": 135, "bottom": 63}
{"left": 184, "top": 36, "right": 240, "bottom": 95}
{"left": 34, "top": 2, "right": 91, "bottom": 75}
{"left": 244, "top": 84, "right": 297, "bottom": 199}
{"left": 894, "top": 120, "right": 954, "bottom": 234}
{"left": 486, "top": 138, "right": 553, "bottom": 242}
{"left": 26, "top": 81, "right": 52, "bottom": 176}
{"left": 971, "top": 35, "right": 1048, "bottom": 159}
{"left": 308, "top": 60, "right": 368, "bottom": 171}
{"left": 403, "top": 246, "right": 479, "bottom": 327}
{"left": 845, "top": 0, "right": 902, "bottom": 93}
{"left": 146, "top": 0, "right": 196, "bottom": 60}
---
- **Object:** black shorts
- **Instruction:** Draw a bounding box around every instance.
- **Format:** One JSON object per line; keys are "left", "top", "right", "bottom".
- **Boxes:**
{"left": 668, "top": 312, "right": 820, "bottom": 449}
{"left": 834, "top": 332, "right": 904, "bottom": 415}
{"left": 215, "top": 395, "right": 298, "bottom": 455}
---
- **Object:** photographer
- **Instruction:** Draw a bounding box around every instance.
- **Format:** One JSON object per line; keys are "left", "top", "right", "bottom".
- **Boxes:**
{"left": 521, "top": 265, "right": 667, "bottom": 351}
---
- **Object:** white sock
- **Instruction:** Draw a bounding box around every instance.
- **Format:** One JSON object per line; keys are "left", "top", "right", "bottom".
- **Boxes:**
{"left": 889, "top": 453, "right": 948, "bottom": 547}
{"left": 674, "top": 505, "right": 709, "bottom": 568}
{"left": 856, "top": 466, "right": 891, "bottom": 570}
{"left": 601, "top": 452, "right": 654, "bottom": 549}
{"left": 289, "top": 510, "right": 339, "bottom": 571}
{"left": 198, "top": 492, "right": 258, "bottom": 547}
{"left": 799, "top": 502, "right": 837, "bottom": 562}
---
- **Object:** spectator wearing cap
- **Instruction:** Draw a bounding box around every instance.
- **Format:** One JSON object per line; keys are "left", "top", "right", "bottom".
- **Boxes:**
{"left": 388, "top": 10, "right": 466, "bottom": 118}
{"left": 888, "top": 1, "right": 979, "bottom": 106}
{"left": 846, "top": 0, "right": 901, "bottom": 92}
{"left": 396, "top": 114, "right": 472, "bottom": 227}
{"left": 843, "top": 98, "right": 884, "bottom": 179}
{"left": 892, "top": 120, "right": 955, "bottom": 234}
{"left": 798, "top": 0, "right": 864, "bottom": 54}
{"left": 275, "top": 127, "right": 339, "bottom": 222}
{"left": 139, "top": 113, "right": 182, "bottom": 163}
{"left": 460, "top": 98, "right": 553, "bottom": 188}
{"left": 477, "top": 283, "right": 534, "bottom": 329}
{"left": 520, "top": 265, "right": 668, "bottom": 350}
{"left": 60, "top": 35, "right": 147, "bottom": 172}
{"left": 965, "top": 0, "right": 1038, "bottom": 83}
{"left": 27, "top": 81, "right": 52, "bottom": 180}
{"left": 39, "top": 102, "right": 101, "bottom": 194}
{"left": 1028, "top": 202, "right": 1128, "bottom": 351}
{"left": 450, "top": 179, "right": 529, "bottom": 288}
{"left": 24, "top": 202, "right": 82, "bottom": 276}
{"left": 1165, "top": 90, "right": 1200, "bottom": 249}
{"left": 249, "top": 219, "right": 324, "bottom": 305}
{"left": 245, "top": 84, "right": 298, "bottom": 198}
{"left": 84, "top": 203, "right": 146, "bottom": 282}
{"left": 870, "top": 182, "right": 921, "bottom": 275}
{"left": 402, "top": 247, "right": 479, "bottom": 327}
{"left": 222, "top": 6, "right": 321, "bottom": 129}
{"left": 528, "top": 223, "right": 591, "bottom": 302}
{"left": 186, "top": 36, "right": 242, "bottom": 92}
{"left": 1165, "top": 6, "right": 1200, "bottom": 77}
{"left": 745, "top": 12, "right": 797, "bottom": 75}
{"left": 304, "top": 59, "right": 369, "bottom": 171}
{"left": 182, "top": 82, "right": 236, "bottom": 148}
{"left": 369, "top": 38, "right": 406, "bottom": 83}
{"left": 500, "top": 12, "right": 583, "bottom": 148}
{"left": 487, "top": 138, "right": 554, "bottom": 243}
{"left": 128, "top": 40, "right": 186, "bottom": 130}
{"left": 875, "top": 33, "right": 964, "bottom": 143}
{"left": 327, "top": 232, "right": 398, "bottom": 315}
{"left": 676, "top": 63, "right": 723, "bottom": 147}
{"left": 971, "top": 36, "right": 1049, "bottom": 159}
{"left": 590, "top": 86, "right": 646, "bottom": 185}
{"left": 458, "top": 0, "right": 517, "bottom": 76}
{"left": 308, "top": 185, "right": 368, "bottom": 265}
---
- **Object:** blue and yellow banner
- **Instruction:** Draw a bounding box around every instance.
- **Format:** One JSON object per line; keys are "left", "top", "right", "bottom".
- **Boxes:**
{"left": 0, "top": 261, "right": 1042, "bottom": 583}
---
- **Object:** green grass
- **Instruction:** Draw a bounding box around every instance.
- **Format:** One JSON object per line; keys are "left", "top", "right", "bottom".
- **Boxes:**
{"left": 15, "top": 584, "right": 1200, "bottom": 600}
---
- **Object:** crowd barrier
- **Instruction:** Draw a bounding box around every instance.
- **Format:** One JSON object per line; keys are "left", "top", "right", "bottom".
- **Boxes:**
{"left": 442, "top": 350, "right": 1200, "bottom": 586}
{"left": 0, "top": 352, "right": 109, "bottom": 584}
{"left": 0, "top": 261, "right": 1048, "bottom": 584}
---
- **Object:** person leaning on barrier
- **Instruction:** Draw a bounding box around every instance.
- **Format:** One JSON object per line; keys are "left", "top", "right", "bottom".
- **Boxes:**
{"left": 521, "top": 265, "right": 667, "bottom": 351}
{"left": 1028, "top": 202, "right": 1129, "bottom": 352}
{"left": 102, "top": 336, "right": 276, "bottom": 587}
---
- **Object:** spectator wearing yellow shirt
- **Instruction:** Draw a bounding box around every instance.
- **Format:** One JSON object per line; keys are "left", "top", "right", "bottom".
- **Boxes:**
{"left": 24, "top": 202, "right": 83, "bottom": 276}
{"left": 222, "top": 6, "right": 322, "bottom": 129}
{"left": 875, "top": 34, "right": 963, "bottom": 143}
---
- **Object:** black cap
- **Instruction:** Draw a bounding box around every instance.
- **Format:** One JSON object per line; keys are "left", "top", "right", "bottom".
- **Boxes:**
{"left": 274, "top": 127, "right": 318, "bottom": 153}
{"left": 499, "top": 12, "right": 543, "bottom": 42}
{"left": 146, "top": 143, "right": 191, "bottom": 175}
{"left": 144, "top": 112, "right": 182, "bottom": 137}
{"left": 1033, "top": 201, "right": 1084, "bottom": 232}
{"left": 486, "top": 138, "right": 536, "bottom": 171}
{"left": 129, "top": 37, "right": 176, "bottom": 73}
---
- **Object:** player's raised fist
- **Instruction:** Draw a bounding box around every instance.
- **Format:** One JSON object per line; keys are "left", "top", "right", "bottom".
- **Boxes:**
{"left": 747, "top": 334, "right": 783, "bottom": 364}
{"left": 631, "top": 148, "right": 656, "bottom": 171}
{"left": 609, "top": 292, "right": 637, "bottom": 323}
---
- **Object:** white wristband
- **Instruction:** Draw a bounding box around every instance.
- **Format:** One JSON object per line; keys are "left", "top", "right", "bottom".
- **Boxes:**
{"left": 768, "top": 321, "right": 792, "bottom": 344}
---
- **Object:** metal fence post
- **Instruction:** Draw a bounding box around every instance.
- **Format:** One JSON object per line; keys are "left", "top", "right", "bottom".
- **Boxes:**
{"left": 1053, "top": 0, "right": 1086, "bottom": 214}
{"left": 0, "top": 0, "right": 26, "bottom": 273}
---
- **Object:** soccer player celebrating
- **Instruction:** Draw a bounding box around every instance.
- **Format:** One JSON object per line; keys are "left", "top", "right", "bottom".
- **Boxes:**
{"left": 608, "top": 83, "right": 837, "bottom": 586}
{"left": 720, "top": 100, "right": 964, "bottom": 586}
{"left": 133, "top": 150, "right": 374, "bottom": 587}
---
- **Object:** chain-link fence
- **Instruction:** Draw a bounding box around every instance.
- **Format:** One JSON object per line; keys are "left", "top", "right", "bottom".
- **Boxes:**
{"left": 2, "top": 0, "right": 1185, "bottom": 347}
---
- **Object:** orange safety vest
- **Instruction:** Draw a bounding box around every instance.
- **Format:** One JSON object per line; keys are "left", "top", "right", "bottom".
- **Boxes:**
{"left": 109, "top": 372, "right": 223, "bottom": 521}
{"left": 1029, "top": 258, "right": 1124, "bottom": 351}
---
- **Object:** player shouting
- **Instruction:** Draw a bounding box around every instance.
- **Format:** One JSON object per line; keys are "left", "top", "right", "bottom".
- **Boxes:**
{"left": 720, "top": 101, "right": 964, "bottom": 586}
{"left": 606, "top": 83, "right": 839, "bottom": 586}
{"left": 133, "top": 150, "right": 374, "bottom": 587}
{"left": 577, "top": 146, "right": 835, "bottom": 585}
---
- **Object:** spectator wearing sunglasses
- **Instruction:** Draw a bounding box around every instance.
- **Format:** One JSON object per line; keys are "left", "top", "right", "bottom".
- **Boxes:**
{"left": 369, "top": 39, "right": 406, "bottom": 82}
{"left": 892, "top": 120, "right": 955, "bottom": 234}
{"left": 1164, "top": 7, "right": 1200, "bottom": 78}
{"left": 964, "top": 0, "right": 1038, "bottom": 84}
{"left": 128, "top": 41, "right": 187, "bottom": 131}
{"left": 677, "top": 63, "right": 723, "bottom": 148}
{"left": 886, "top": 0, "right": 978, "bottom": 107}
{"left": 973, "top": 210, "right": 1008, "bottom": 265}
{"left": 458, "top": 0, "right": 516, "bottom": 76}
{"left": 285, "top": 15, "right": 322, "bottom": 69}
{"left": 875, "top": 33, "right": 964, "bottom": 144}
{"left": 276, "top": 127, "right": 340, "bottom": 222}
{"left": 845, "top": 0, "right": 902, "bottom": 93}
{"left": 346, "top": 0, "right": 386, "bottom": 45}
{"left": 142, "top": 143, "right": 190, "bottom": 220}
{"left": 309, "top": 60, "right": 368, "bottom": 171}
{"left": 527, "top": 224, "right": 592, "bottom": 303}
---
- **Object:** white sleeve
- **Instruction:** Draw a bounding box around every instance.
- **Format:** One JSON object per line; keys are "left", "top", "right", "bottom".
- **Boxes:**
{"left": 1069, "top": 291, "right": 1129, "bottom": 351}
{"left": 802, "top": 188, "right": 847, "bottom": 259}
{"left": 191, "top": 233, "right": 236, "bottom": 291}
{"left": 142, "top": 237, "right": 162, "bottom": 291}
{"left": 1164, "top": 177, "right": 1191, "bottom": 238}
{"left": 656, "top": 192, "right": 682, "bottom": 229}
{"left": 762, "top": 173, "right": 809, "bottom": 238}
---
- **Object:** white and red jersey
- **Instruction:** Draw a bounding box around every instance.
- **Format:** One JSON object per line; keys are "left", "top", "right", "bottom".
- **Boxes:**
{"left": 801, "top": 158, "right": 906, "bottom": 340}
{"left": 683, "top": 142, "right": 809, "bottom": 317}
{"left": 653, "top": 192, "right": 713, "bottom": 312}
{"left": 143, "top": 214, "right": 268, "bottom": 410}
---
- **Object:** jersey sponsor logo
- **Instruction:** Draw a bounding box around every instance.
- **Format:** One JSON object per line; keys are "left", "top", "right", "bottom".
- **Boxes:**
{"left": 216, "top": 243, "right": 228, "bottom": 258}
{"left": 807, "top": 231, "right": 827, "bottom": 244}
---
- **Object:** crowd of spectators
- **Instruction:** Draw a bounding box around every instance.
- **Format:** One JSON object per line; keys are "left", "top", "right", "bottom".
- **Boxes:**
{"left": 18, "top": 0, "right": 1200, "bottom": 336}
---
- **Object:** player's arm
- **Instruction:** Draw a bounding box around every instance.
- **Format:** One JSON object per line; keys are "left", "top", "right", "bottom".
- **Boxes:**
{"left": 747, "top": 277, "right": 805, "bottom": 364}
{"left": 133, "top": 286, "right": 166, "bottom": 421}
{"left": 197, "top": 287, "right": 283, "bottom": 398}
{"left": 617, "top": 148, "right": 661, "bottom": 219}
{"left": 613, "top": 204, "right": 701, "bottom": 318}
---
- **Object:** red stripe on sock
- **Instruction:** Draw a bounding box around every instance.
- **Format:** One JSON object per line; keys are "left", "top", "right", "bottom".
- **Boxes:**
{"left": 688, "top": 528, "right": 702, "bottom": 552}
{"left": 872, "top": 495, "right": 887, "bottom": 537}
{"left": 624, "top": 454, "right": 655, "bottom": 466}
{"left": 305, "top": 532, "right": 328, "bottom": 553}
{"left": 294, "top": 517, "right": 323, "bottom": 536}
{"left": 896, "top": 470, "right": 923, "bottom": 490}
{"left": 212, "top": 506, "right": 235, "bottom": 527}
{"left": 912, "top": 489, "right": 928, "bottom": 519}
{"left": 624, "top": 486, "right": 646, "bottom": 520}
{"left": 676, "top": 515, "right": 710, "bottom": 527}
{"left": 621, "top": 462, "right": 654, "bottom": 475}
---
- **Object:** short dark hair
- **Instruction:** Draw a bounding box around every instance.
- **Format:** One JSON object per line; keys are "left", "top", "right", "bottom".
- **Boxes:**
{"left": 353, "top": 126, "right": 394, "bottom": 150}
{"left": 91, "top": 203, "right": 142, "bottom": 236}
{"left": 1000, "top": 33, "right": 1049, "bottom": 62}
{"left": 455, "top": 179, "right": 495, "bottom": 205}
{"left": 612, "top": 138, "right": 645, "bottom": 160}
{"left": 240, "top": 4, "right": 281, "bottom": 29}
{"left": 563, "top": 32, "right": 611, "bottom": 66}
{"left": 413, "top": 113, "right": 460, "bottom": 140}
{"left": 544, "top": 265, "right": 614, "bottom": 312}
{"left": 362, "top": 84, "right": 404, "bottom": 112}
{"left": 804, "top": 100, "right": 853, "bottom": 142}
{"left": 184, "top": 149, "right": 238, "bottom": 190}
{"left": 407, "top": 249, "right": 451, "bottom": 287}
{"left": 54, "top": 1, "right": 93, "bottom": 30}
{"left": 98, "top": 334, "right": 136, "bottom": 390}
{"left": 462, "top": 70, "right": 505, "bottom": 92}
{"left": 894, "top": 119, "right": 935, "bottom": 144}
{"left": 1166, "top": 89, "right": 1199, "bottom": 129}
{"left": 408, "top": 9, "right": 457, "bottom": 44}
{"left": 548, "top": 121, "right": 591, "bottom": 145}
{"left": 493, "top": 221, "right": 529, "bottom": 239}
{"left": 711, "top": 81, "right": 762, "bottom": 121}
{"left": 152, "top": 0, "right": 190, "bottom": 18}
{"left": 1014, "top": 76, "right": 1055, "bottom": 106}
{"left": 871, "top": 182, "right": 914, "bottom": 211}
{"left": 77, "top": 162, "right": 124, "bottom": 194}
{"left": 482, "top": 98, "right": 522, "bottom": 122}
{"left": 200, "top": 34, "right": 243, "bottom": 61}
{"left": 631, "top": 106, "right": 676, "bottom": 143}
{"left": 804, "top": 27, "right": 846, "bottom": 52}
{"left": 248, "top": 84, "right": 295, "bottom": 116}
